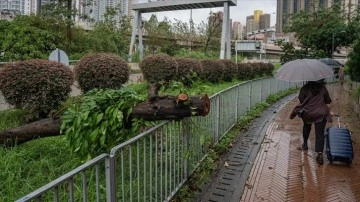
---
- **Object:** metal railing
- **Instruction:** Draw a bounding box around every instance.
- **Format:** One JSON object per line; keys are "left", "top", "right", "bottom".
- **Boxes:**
{"left": 15, "top": 77, "right": 307, "bottom": 202}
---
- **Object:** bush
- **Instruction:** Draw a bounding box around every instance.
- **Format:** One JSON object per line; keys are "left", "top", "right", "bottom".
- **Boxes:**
{"left": 140, "top": 54, "right": 178, "bottom": 83}
{"left": 248, "top": 63, "right": 261, "bottom": 76}
{"left": 175, "top": 58, "right": 201, "bottom": 86}
{"left": 237, "top": 63, "right": 254, "bottom": 80}
{"left": 257, "top": 63, "right": 268, "bottom": 76}
{"left": 200, "top": 59, "right": 224, "bottom": 83}
{"left": 220, "top": 59, "right": 237, "bottom": 82}
{"left": 74, "top": 53, "right": 129, "bottom": 93}
{"left": 0, "top": 59, "right": 74, "bottom": 119}
{"left": 265, "top": 63, "right": 275, "bottom": 76}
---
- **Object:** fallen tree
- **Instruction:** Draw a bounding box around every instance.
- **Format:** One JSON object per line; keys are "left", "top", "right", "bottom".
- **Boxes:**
{"left": 0, "top": 83, "right": 210, "bottom": 147}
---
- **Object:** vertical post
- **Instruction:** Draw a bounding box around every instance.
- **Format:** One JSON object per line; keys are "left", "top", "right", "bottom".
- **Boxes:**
{"left": 183, "top": 119, "right": 190, "bottom": 179}
{"left": 138, "top": 11, "right": 143, "bottom": 61}
{"left": 215, "top": 94, "right": 220, "bottom": 142}
{"left": 128, "top": 10, "right": 139, "bottom": 62}
{"left": 220, "top": 2, "right": 229, "bottom": 59}
{"left": 105, "top": 157, "right": 117, "bottom": 202}
{"left": 235, "top": 44, "right": 238, "bottom": 63}
{"left": 226, "top": 9, "right": 231, "bottom": 59}
{"left": 332, "top": 33, "right": 334, "bottom": 58}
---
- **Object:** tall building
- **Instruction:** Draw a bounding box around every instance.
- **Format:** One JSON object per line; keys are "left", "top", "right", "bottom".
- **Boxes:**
{"left": 246, "top": 10, "right": 271, "bottom": 33}
{"left": 254, "top": 10, "right": 263, "bottom": 21}
{"left": 259, "top": 13, "right": 270, "bottom": 30}
{"left": 0, "top": 0, "right": 133, "bottom": 23}
{"left": 232, "top": 21, "right": 243, "bottom": 40}
{"left": 276, "top": 0, "right": 359, "bottom": 33}
{"left": 246, "top": 15, "right": 254, "bottom": 33}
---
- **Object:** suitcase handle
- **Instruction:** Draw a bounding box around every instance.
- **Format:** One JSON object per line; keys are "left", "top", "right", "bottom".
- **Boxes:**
{"left": 333, "top": 114, "right": 341, "bottom": 128}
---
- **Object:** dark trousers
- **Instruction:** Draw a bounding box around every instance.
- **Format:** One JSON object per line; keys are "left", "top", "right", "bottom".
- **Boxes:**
{"left": 303, "top": 119, "right": 327, "bottom": 152}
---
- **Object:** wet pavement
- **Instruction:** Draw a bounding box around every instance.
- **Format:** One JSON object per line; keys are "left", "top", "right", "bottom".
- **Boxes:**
{"left": 196, "top": 83, "right": 360, "bottom": 202}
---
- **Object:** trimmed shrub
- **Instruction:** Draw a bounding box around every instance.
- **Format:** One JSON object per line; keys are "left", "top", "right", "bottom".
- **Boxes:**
{"left": 237, "top": 63, "right": 254, "bottom": 80}
{"left": 248, "top": 62, "right": 261, "bottom": 77}
{"left": 220, "top": 59, "right": 237, "bottom": 82}
{"left": 265, "top": 63, "right": 275, "bottom": 76}
{"left": 257, "top": 63, "right": 268, "bottom": 76}
{"left": 74, "top": 53, "right": 130, "bottom": 93}
{"left": 200, "top": 59, "right": 224, "bottom": 83}
{"left": 0, "top": 59, "right": 74, "bottom": 119}
{"left": 175, "top": 58, "right": 201, "bottom": 86}
{"left": 140, "top": 54, "right": 178, "bottom": 83}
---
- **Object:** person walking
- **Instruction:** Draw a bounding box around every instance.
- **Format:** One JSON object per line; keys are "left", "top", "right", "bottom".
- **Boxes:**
{"left": 339, "top": 66, "right": 345, "bottom": 85}
{"left": 296, "top": 80, "right": 333, "bottom": 165}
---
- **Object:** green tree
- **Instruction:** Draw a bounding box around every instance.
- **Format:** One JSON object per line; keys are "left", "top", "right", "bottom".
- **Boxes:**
{"left": 284, "top": 5, "right": 349, "bottom": 58}
{"left": 197, "top": 11, "right": 222, "bottom": 53}
{"left": 346, "top": 37, "right": 360, "bottom": 81}
{"left": 1, "top": 15, "right": 60, "bottom": 61}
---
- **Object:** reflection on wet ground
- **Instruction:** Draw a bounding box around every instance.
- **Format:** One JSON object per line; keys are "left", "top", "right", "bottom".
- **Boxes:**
{"left": 241, "top": 83, "right": 360, "bottom": 202}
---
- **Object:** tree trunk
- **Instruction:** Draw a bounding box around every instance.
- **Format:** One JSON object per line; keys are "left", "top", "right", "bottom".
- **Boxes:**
{"left": 132, "top": 93, "right": 210, "bottom": 121}
{"left": 0, "top": 118, "right": 60, "bottom": 147}
{"left": 0, "top": 83, "right": 211, "bottom": 147}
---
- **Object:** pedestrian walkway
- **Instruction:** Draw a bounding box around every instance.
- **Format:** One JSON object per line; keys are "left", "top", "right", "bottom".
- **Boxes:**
{"left": 196, "top": 83, "right": 360, "bottom": 202}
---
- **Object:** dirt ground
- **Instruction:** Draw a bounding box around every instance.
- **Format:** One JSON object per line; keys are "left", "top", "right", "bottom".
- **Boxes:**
{"left": 241, "top": 82, "right": 360, "bottom": 201}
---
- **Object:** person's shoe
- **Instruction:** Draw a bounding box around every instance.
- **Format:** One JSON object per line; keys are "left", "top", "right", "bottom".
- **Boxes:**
{"left": 316, "top": 153, "right": 324, "bottom": 165}
{"left": 297, "top": 144, "right": 308, "bottom": 150}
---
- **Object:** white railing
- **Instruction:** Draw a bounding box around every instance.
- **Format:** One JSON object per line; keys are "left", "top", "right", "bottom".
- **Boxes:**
{"left": 16, "top": 77, "right": 307, "bottom": 202}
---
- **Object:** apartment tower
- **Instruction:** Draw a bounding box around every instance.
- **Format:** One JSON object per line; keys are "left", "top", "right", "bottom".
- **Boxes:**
{"left": 276, "top": 0, "right": 359, "bottom": 33}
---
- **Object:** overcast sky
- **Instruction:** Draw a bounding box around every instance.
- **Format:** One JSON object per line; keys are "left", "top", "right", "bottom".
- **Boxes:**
{"left": 141, "top": 0, "right": 277, "bottom": 27}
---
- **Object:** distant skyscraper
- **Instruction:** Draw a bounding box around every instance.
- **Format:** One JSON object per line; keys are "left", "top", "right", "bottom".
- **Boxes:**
{"left": 246, "top": 10, "right": 270, "bottom": 33}
{"left": 276, "top": 0, "right": 359, "bottom": 33}
{"left": 232, "top": 21, "right": 242, "bottom": 39}
{"left": 259, "top": 13, "right": 270, "bottom": 30}
{"left": 246, "top": 15, "right": 254, "bottom": 33}
{"left": 253, "top": 10, "right": 263, "bottom": 21}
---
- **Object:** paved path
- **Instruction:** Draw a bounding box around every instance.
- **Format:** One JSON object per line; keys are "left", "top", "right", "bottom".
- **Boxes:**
{"left": 196, "top": 83, "right": 360, "bottom": 202}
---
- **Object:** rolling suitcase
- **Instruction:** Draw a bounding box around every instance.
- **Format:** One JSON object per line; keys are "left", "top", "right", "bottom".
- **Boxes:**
{"left": 326, "top": 115, "right": 354, "bottom": 165}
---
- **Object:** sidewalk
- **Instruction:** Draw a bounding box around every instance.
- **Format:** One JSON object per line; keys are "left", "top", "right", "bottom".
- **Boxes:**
{"left": 195, "top": 83, "right": 360, "bottom": 202}
{"left": 241, "top": 83, "right": 360, "bottom": 201}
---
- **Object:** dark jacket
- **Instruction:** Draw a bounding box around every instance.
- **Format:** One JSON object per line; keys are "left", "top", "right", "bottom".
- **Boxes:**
{"left": 298, "top": 81, "right": 332, "bottom": 123}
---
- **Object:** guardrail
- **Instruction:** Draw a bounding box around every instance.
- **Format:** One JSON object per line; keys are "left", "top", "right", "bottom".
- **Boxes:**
{"left": 14, "top": 77, "right": 310, "bottom": 202}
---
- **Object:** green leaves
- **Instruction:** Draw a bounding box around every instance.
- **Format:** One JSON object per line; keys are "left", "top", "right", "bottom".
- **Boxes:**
{"left": 60, "top": 88, "right": 146, "bottom": 161}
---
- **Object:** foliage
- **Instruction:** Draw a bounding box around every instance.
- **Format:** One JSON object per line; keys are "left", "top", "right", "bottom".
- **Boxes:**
{"left": 220, "top": 59, "right": 237, "bottom": 82}
{"left": 140, "top": 54, "right": 178, "bottom": 83}
{"left": 174, "top": 49, "right": 218, "bottom": 59}
{"left": 175, "top": 58, "right": 200, "bottom": 86}
{"left": 200, "top": 59, "right": 224, "bottom": 83}
{"left": 0, "top": 109, "right": 27, "bottom": 131}
{"left": 346, "top": 38, "right": 360, "bottom": 82}
{"left": 265, "top": 63, "right": 275, "bottom": 76}
{"left": 172, "top": 18, "right": 196, "bottom": 51}
{"left": 61, "top": 88, "right": 146, "bottom": 160}
{"left": 248, "top": 62, "right": 261, "bottom": 77}
{"left": 0, "top": 15, "right": 63, "bottom": 61}
{"left": 143, "top": 15, "right": 180, "bottom": 55}
{"left": 83, "top": 9, "right": 131, "bottom": 56}
{"left": 0, "top": 59, "right": 74, "bottom": 120}
{"left": 74, "top": 53, "right": 130, "bottom": 93}
{"left": 237, "top": 63, "right": 254, "bottom": 80}
{"left": 283, "top": 6, "right": 349, "bottom": 58}
{"left": 197, "top": 11, "right": 223, "bottom": 53}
